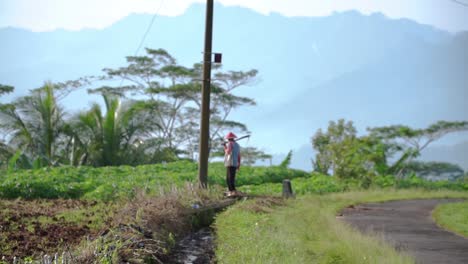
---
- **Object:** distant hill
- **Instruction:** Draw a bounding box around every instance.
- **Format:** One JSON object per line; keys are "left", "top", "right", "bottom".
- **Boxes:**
{"left": 0, "top": 3, "right": 466, "bottom": 169}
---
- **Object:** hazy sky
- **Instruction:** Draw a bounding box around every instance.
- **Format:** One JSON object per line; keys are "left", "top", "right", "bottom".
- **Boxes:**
{"left": 1, "top": 0, "right": 468, "bottom": 32}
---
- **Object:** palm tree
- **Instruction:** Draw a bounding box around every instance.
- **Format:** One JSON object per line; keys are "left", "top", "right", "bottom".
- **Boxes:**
{"left": 75, "top": 93, "right": 155, "bottom": 166}
{"left": 0, "top": 82, "right": 64, "bottom": 167}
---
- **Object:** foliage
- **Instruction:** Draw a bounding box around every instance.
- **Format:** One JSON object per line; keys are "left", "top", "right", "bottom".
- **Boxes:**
{"left": 433, "top": 201, "right": 468, "bottom": 237}
{"left": 0, "top": 82, "right": 65, "bottom": 168}
{"left": 311, "top": 119, "right": 468, "bottom": 184}
{"left": 0, "top": 49, "right": 259, "bottom": 167}
{"left": 99, "top": 48, "right": 258, "bottom": 159}
{"left": 0, "top": 84, "right": 14, "bottom": 96}
{"left": 240, "top": 173, "right": 468, "bottom": 197}
{"left": 3, "top": 159, "right": 464, "bottom": 202}
{"left": 368, "top": 121, "right": 468, "bottom": 176}
{"left": 402, "top": 161, "right": 464, "bottom": 181}
{"left": 71, "top": 94, "right": 157, "bottom": 166}
{"left": 231, "top": 146, "right": 272, "bottom": 166}
{"left": 7, "top": 150, "right": 22, "bottom": 173}
{"left": 209, "top": 162, "right": 309, "bottom": 187}
{"left": 0, "top": 141, "right": 13, "bottom": 170}
{"left": 311, "top": 119, "right": 386, "bottom": 185}
{"left": 240, "top": 173, "right": 348, "bottom": 196}
{"left": 279, "top": 150, "right": 293, "bottom": 168}
{"left": 0, "top": 161, "right": 309, "bottom": 201}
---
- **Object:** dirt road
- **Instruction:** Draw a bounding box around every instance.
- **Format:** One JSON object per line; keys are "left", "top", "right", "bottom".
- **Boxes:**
{"left": 341, "top": 199, "right": 468, "bottom": 264}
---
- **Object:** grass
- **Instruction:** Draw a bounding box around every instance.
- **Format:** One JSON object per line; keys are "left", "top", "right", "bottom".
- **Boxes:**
{"left": 433, "top": 201, "right": 468, "bottom": 238}
{"left": 215, "top": 189, "right": 468, "bottom": 264}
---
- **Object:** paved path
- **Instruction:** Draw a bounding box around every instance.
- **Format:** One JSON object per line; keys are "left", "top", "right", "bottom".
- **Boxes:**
{"left": 340, "top": 199, "right": 468, "bottom": 264}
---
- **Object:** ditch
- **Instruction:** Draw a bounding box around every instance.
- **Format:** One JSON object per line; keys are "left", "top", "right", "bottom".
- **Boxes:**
{"left": 164, "top": 199, "right": 237, "bottom": 263}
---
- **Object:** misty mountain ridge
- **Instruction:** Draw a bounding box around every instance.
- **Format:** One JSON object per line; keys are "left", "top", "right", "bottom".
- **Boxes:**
{"left": 0, "top": 3, "right": 466, "bottom": 171}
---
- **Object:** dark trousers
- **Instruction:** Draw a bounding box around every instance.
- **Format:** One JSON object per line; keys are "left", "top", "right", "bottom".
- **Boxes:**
{"left": 226, "top": 166, "right": 237, "bottom": 191}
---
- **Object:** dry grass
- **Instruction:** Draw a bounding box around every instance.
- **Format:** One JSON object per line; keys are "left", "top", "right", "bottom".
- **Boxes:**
{"left": 237, "top": 196, "right": 285, "bottom": 213}
{"left": 72, "top": 183, "right": 225, "bottom": 263}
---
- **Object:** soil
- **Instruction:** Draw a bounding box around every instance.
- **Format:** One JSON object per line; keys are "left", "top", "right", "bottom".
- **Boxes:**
{"left": 0, "top": 199, "right": 108, "bottom": 261}
{"left": 340, "top": 199, "right": 468, "bottom": 264}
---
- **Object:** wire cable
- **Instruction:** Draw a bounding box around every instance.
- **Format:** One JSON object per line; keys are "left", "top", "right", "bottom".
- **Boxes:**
{"left": 133, "top": 0, "right": 166, "bottom": 56}
{"left": 117, "top": 0, "right": 166, "bottom": 88}
{"left": 450, "top": 0, "right": 468, "bottom": 7}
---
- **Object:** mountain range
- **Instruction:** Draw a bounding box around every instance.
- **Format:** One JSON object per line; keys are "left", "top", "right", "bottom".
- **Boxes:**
{"left": 0, "top": 3, "right": 466, "bottom": 171}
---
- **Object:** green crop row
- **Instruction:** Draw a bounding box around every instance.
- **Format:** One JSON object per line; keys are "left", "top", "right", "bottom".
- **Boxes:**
{"left": 3, "top": 160, "right": 464, "bottom": 201}
{"left": 0, "top": 161, "right": 309, "bottom": 201}
{"left": 240, "top": 173, "right": 468, "bottom": 196}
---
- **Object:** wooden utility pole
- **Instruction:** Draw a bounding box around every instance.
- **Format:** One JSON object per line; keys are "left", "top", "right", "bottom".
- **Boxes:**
{"left": 198, "top": 0, "right": 214, "bottom": 188}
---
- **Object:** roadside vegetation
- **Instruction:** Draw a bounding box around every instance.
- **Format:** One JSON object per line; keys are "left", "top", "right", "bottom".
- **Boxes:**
{"left": 433, "top": 201, "right": 468, "bottom": 237}
{"left": 215, "top": 190, "right": 468, "bottom": 264}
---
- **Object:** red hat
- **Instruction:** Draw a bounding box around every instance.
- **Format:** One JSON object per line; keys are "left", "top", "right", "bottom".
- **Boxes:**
{"left": 225, "top": 132, "right": 237, "bottom": 139}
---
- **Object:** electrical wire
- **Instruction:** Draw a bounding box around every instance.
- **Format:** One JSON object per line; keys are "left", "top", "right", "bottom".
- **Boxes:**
{"left": 450, "top": 0, "right": 468, "bottom": 7}
{"left": 117, "top": 0, "right": 166, "bottom": 88}
{"left": 133, "top": 0, "right": 166, "bottom": 57}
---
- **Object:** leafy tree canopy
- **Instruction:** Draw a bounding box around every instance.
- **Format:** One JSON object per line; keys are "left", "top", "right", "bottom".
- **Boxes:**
{"left": 0, "top": 84, "right": 14, "bottom": 96}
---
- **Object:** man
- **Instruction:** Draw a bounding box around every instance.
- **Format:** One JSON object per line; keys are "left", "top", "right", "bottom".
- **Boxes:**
{"left": 224, "top": 132, "right": 241, "bottom": 197}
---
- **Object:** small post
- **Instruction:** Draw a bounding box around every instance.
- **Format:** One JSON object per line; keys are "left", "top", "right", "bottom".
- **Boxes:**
{"left": 282, "top": 179, "right": 294, "bottom": 198}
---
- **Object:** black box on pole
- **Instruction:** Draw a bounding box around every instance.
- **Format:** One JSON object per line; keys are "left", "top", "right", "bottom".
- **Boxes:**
{"left": 214, "top": 53, "right": 222, "bottom": 63}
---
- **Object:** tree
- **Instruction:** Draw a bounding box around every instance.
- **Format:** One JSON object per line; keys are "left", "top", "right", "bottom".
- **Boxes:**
{"left": 402, "top": 161, "right": 464, "bottom": 181}
{"left": 73, "top": 93, "right": 155, "bottom": 166}
{"left": 0, "top": 84, "right": 14, "bottom": 96}
{"left": 312, "top": 119, "right": 356, "bottom": 175}
{"left": 0, "top": 83, "right": 64, "bottom": 167}
{"left": 368, "top": 121, "right": 468, "bottom": 177}
{"left": 0, "top": 49, "right": 260, "bottom": 167}
{"left": 99, "top": 48, "right": 258, "bottom": 158}
{"left": 0, "top": 84, "right": 15, "bottom": 168}
{"left": 210, "top": 145, "right": 272, "bottom": 166}
{"left": 100, "top": 48, "right": 199, "bottom": 152}
{"left": 280, "top": 150, "right": 293, "bottom": 168}
{"left": 311, "top": 119, "right": 387, "bottom": 184}
{"left": 205, "top": 67, "right": 258, "bottom": 143}
{"left": 241, "top": 147, "right": 273, "bottom": 166}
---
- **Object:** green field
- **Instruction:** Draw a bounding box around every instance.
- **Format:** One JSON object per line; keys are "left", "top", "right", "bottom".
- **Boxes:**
{"left": 0, "top": 161, "right": 308, "bottom": 201}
